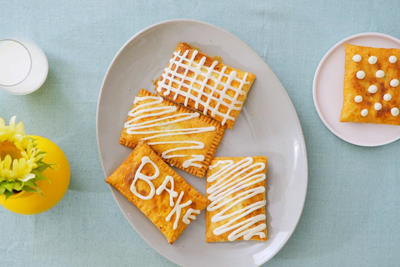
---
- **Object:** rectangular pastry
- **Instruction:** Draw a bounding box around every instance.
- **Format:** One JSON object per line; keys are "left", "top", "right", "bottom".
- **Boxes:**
{"left": 155, "top": 42, "right": 256, "bottom": 129}
{"left": 105, "top": 141, "right": 207, "bottom": 244}
{"left": 205, "top": 156, "right": 268, "bottom": 242}
{"left": 340, "top": 44, "right": 400, "bottom": 124}
{"left": 120, "top": 89, "right": 225, "bottom": 178}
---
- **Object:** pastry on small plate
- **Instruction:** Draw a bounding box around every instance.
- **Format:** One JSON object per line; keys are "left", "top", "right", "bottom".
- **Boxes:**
{"left": 106, "top": 141, "right": 207, "bottom": 244}
{"left": 340, "top": 44, "right": 400, "bottom": 125}
{"left": 120, "top": 89, "right": 225, "bottom": 178}
{"left": 155, "top": 42, "right": 256, "bottom": 129}
{"left": 205, "top": 156, "right": 268, "bottom": 242}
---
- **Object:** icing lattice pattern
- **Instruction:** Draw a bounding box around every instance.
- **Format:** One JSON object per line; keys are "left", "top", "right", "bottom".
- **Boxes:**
{"left": 157, "top": 49, "right": 250, "bottom": 126}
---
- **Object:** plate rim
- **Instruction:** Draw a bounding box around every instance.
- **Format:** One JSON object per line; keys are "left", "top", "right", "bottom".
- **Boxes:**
{"left": 312, "top": 32, "right": 400, "bottom": 147}
{"left": 96, "top": 18, "right": 308, "bottom": 266}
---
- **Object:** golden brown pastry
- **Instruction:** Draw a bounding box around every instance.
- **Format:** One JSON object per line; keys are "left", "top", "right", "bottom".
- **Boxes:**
{"left": 205, "top": 156, "right": 268, "bottom": 242}
{"left": 155, "top": 42, "right": 256, "bottom": 129}
{"left": 106, "top": 141, "right": 207, "bottom": 244}
{"left": 340, "top": 44, "right": 400, "bottom": 124}
{"left": 120, "top": 89, "right": 225, "bottom": 178}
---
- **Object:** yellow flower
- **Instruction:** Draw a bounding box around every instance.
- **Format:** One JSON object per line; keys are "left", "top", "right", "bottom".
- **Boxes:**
{"left": 0, "top": 116, "right": 41, "bottom": 182}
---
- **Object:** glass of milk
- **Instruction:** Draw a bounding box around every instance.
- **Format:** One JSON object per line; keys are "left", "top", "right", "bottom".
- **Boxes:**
{"left": 0, "top": 39, "right": 49, "bottom": 95}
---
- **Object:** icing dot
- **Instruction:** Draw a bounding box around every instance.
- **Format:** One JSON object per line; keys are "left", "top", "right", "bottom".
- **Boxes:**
{"left": 384, "top": 93, "right": 392, "bottom": 101}
{"left": 368, "top": 56, "right": 378, "bottom": 64}
{"left": 374, "top": 103, "right": 382, "bottom": 110}
{"left": 353, "top": 54, "right": 362, "bottom": 62}
{"left": 389, "top": 55, "right": 397, "bottom": 63}
{"left": 391, "top": 107, "right": 399, "bottom": 117}
{"left": 376, "top": 70, "right": 385, "bottom": 78}
{"left": 368, "top": 85, "right": 378, "bottom": 94}
{"left": 354, "top": 95, "right": 363, "bottom": 103}
{"left": 390, "top": 79, "right": 399, "bottom": 87}
{"left": 356, "top": 70, "right": 365, "bottom": 79}
{"left": 361, "top": 109, "right": 368, "bottom": 117}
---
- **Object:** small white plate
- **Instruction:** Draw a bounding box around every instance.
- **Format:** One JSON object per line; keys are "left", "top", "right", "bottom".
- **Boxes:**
{"left": 313, "top": 33, "right": 400, "bottom": 147}
{"left": 97, "top": 19, "right": 308, "bottom": 267}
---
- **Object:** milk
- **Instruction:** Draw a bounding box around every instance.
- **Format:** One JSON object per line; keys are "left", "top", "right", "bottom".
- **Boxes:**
{"left": 0, "top": 39, "right": 48, "bottom": 95}
{"left": 0, "top": 41, "right": 31, "bottom": 86}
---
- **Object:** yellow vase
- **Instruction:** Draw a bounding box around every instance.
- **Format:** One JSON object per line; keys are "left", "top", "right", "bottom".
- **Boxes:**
{"left": 8, "top": 190, "right": 33, "bottom": 199}
{"left": 0, "top": 136, "right": 70, "bottom": 215}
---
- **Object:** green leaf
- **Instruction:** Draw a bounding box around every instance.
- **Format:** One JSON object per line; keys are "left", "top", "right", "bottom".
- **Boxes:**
{"left": 2, "top": 182, "right": 14, "bottom": 192}
{"left": 21, "top": 186, "right": 38, "bottom": 193}
{"left": 24, "top": 180, "right": 35, "bottom": 187}
{"left": 13, "top": 181, "right": 24, "bottom": 191}
{"left": 48, "top": 163, "right": 59, "bottom": 170}
{"left": 4, "top": 190, "right": 14, "bottom": 200}
{"left": 34, "top": 164, "right": 48, "bottom": 173}
{"left": 36, "top": 186, "right": 44, "bottom": 197}
{"left": 32, "top": 170, "right": 50, "bottom": 183}
{"left": 0, "top": 186, "right": 5, "bottom": 195}
{"left": 26, "top": 181, "right": 44, "bottom": 196}
{"left": 33, "top": 160, "right": 58, "bottom": 173}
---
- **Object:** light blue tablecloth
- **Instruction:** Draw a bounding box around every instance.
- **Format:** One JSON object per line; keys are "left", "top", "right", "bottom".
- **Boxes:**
{"left": 1, "top": 1, "right": 400, "bottom": 266}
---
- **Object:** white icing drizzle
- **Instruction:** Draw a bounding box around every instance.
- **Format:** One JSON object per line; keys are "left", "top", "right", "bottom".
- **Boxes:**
{"left": 124, "top": 96, "right": 215, "bottom": 168}
{"left": 361, "top": 109, "right": 368, "bottom": 117}
{"left": 368, "top": 56, "right": 377, "bottom": 64}
{"left": 157, "top": 49, "right": 250, "bottom": 126}
{"left": 390, "top": 79, "right": 399, "bottom": 87}
{"left": 384, "top": 93, "right": 392, "bottom": 101}
{"left": 156, "top": 175, "right": 178, "bottom": 207}
{"left": 353, "top": 54, "right": 362, "bottom": 62}
{"left": 391, "top": 107, "right": 399, "bottom": 117}
{"left": 368, "top": 85, "right": 378, "bottom": 94}
{"left": 182, "top": 208, "right": 200, "bottom": 224}
{"left": 131, "top": 156, "right": 200, "bottom": 229}
{"left": 166, "top": 191, "right": 192, "bottom": 230}
{"left": 207, "top": 157, "right": 267, "bottom": 241}
{"left": 389, "top": 55, "right": 397, "bottom": 63}
{"left": 147, "top": 140, "right": 205, "bottom": 165}
{"left": 182, "top": 155, "right": 205, "bottom": 168}
{"left": 376, "top": 70, "right": 385, "bottom": 78}
{"left": 130, "top": 156, "right": 159, "bottom": 200}
{"left": 374, "top": 103, "right": 382, "bottom": 111}
{"left": 356, "top": 70, "right": 365, "bottom": 79}
{"left": 354, "top": 95, "right": 363, "bottom": 103}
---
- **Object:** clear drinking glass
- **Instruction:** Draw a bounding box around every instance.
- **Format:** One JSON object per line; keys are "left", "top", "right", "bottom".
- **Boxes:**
{"left": 0, "top": 39, "right": 49, "bottom": 95}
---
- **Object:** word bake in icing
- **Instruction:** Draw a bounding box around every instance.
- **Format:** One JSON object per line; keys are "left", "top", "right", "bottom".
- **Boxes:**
{"left": 156, "top": 42, "right": 256, "bottom": 130}
{"left": 120, "top": 89, "right": 225, "bottom": 178}
{"left": 341, "top": 44, "right": 400, "bottom": 125}
{"left": 205, "top": 156, "right": 268, "bottom": 242}
{"left": 105, "top": 142, "right": 207, "bottom": 244}
{"left": 131, "top": 156, "right": 199, "bottom": 230}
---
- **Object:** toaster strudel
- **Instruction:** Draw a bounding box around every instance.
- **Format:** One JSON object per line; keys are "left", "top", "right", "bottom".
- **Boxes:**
{"left": 340, "top": 44, "right": 400, "bottom": 125}
{"left": 106, "top": 141, "right": 207, "bottom": 244}
{"left": 205, "top": 156, "right": 268, "bottom": 242}
{"left": 120, "top": 89, "right": 225, "bottom": 178}
{"left": 155, "top": 42, "right": 256, "bottom": 129}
